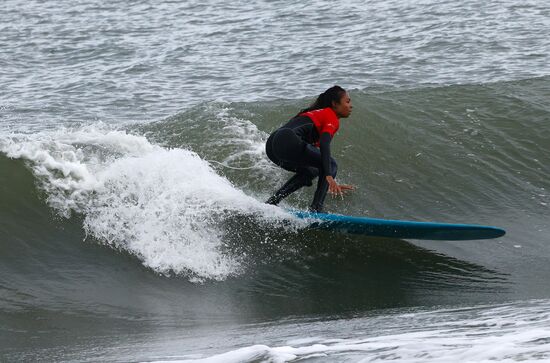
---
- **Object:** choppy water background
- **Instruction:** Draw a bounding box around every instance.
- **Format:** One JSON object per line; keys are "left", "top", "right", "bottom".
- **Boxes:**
{"left": 3, "top": 0, "right": 549, "bottom": 124}
{"left": 1, "top": 0, "right": 550, "bottom": 362}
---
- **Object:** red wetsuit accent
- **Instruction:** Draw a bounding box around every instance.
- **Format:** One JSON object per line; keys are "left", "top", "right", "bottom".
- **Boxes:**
{"left": 299, "top": 107, "right": 340, "bottom": 140}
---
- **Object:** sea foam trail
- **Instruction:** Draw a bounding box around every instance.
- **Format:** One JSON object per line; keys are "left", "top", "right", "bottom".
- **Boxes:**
{"left": 151, "top": 299, "right": 550, "bottom": 363}
{"left": 0, "top": 124, "right": 292, "bottom": 281}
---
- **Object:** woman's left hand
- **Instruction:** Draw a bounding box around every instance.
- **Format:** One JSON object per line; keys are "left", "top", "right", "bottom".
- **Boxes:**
{"left": 326, "top": 176, "right": 355, "bottom": 199}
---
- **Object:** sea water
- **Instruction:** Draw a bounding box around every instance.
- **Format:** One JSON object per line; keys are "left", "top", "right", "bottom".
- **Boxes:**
{"left": 1, "top": 0, "right": 549, "bottom": 361}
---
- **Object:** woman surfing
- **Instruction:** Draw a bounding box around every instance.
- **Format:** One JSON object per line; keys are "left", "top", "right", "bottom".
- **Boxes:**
{"left": 265, "top": 85, "right": 355, "bottom": 212}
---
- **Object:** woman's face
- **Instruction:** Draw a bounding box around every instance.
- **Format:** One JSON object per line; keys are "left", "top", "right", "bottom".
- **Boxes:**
{"left": 332, "top": 92, "right": 352, "bottom": 118}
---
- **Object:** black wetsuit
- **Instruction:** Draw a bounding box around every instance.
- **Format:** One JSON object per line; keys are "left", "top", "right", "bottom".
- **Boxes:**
{"left": 265, "top": 115, "right": 337, "bottom": 212}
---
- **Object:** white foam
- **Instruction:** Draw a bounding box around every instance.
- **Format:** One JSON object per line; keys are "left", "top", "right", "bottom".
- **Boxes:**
{"left": 0, "top": 124, "right": 293, "bottom": 281}
{"left": 199, "top": 103, "right": 286, "bottom": 188}
{"left": 151, "top": 300, "right": 550, "bottom": 362}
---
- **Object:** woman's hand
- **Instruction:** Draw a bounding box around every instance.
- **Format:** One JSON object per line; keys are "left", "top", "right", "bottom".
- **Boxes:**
{"left": 326, "top": 176, "right": 355, "bottom": 199}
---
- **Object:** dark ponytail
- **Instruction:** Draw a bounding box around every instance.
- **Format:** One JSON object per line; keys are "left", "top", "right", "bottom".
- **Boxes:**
{"left": 298, "top": 85, "right": 347, "bottom": 115}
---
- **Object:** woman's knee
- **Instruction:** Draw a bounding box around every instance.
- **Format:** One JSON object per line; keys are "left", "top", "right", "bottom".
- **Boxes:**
{"left": 273, "top": 129, "right": 302, "bottom": 160}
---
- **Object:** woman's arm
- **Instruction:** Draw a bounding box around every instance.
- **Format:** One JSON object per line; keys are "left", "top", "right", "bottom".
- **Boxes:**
{"left": 319, "top": 132, "right": 333, "bottom": 176}
{"left": 319, "top": 132, "right": 355, "bottom": 197}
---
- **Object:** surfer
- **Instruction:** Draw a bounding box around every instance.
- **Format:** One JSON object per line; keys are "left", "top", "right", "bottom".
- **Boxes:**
{"left": 265, "top": 85, "right": 355, "bottom": 212}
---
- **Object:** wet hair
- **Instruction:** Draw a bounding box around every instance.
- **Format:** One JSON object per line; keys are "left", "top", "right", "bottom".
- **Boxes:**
{"left": 298, "top": 85, "right": 347, "bottom": 115}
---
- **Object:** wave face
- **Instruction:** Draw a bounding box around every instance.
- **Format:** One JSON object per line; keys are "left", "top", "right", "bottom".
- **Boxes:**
{"left": 1, "top": 77, "right": 549, "bottom": 362}
{"left": 1, "top": 77, "right": 548, "bottom": 286}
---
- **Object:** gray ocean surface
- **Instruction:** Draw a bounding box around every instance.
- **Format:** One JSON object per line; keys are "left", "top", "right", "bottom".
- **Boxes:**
{"left": 1, "top": 0, "right": 550, "bottom": 362}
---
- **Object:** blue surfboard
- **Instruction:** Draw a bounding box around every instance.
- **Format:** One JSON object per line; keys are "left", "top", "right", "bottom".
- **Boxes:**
{"left": 289, "top": 210, "right": 505, "bottom": 240}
